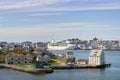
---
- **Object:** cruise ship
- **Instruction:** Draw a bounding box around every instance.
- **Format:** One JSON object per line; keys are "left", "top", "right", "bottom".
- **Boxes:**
{"left": 47, "top": 40, "right": 76, "bottom": 50}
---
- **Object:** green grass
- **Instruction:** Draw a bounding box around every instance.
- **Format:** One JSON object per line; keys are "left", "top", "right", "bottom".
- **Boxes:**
{"left": 16, "top": 64, "right": 50, "bottom": 70}
{"left": 49, "top": 60, "right": 58, "bottom": 65}
{"left": 16, "top": 64, "right": 31, "bottom": 68}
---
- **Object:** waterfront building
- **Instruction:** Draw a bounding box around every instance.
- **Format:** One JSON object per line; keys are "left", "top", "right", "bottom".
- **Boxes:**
{"left": 5, "top": 54, "right": 32, "bottom": 64}
{"left": 36, "top": 55, "right": 50, "bottom": 64}
{"left": 77, "top": 59, "right": 88, "bottom": 65}
{"left": 5, "top": 54, "right": 13, "bottom": 64}
{"left": 24, "top": 54, "right": 32, "bottom": 63}
{"left": 66, "top": 51, "right": 75, "bottom": 63}
{"left": 19, "top": 54, "right": 25, "bottom": 63}
{"left": 32, "top": 54, "right": 50, "bottom": 68}
{"left": 0, "top": 47, "right": 2, "bottom": 50}
{"left": 89, "top": 49, "right": 105, "bottom": 66}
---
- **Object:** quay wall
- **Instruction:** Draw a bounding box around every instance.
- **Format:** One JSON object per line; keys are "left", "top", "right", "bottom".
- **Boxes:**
{"left": 0, "top": 63, "right": 111, "bottom": 74}
{"left": 0, "top": 64, "right": 54, "bottom": 74}
{"left": 50, "top": 64, "right": 111, "bottom": 69}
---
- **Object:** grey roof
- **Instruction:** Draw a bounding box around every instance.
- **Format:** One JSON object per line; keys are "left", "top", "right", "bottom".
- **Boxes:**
{"left": 89, "top": 49, "right": 103, "bottom": 57}
{"left": 67, "top": 51, "right": 74, "bottom": 55}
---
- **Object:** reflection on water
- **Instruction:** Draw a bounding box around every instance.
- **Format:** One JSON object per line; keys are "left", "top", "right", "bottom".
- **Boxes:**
{"left": 0, "top": 50, "right": 120, "bottom": 80}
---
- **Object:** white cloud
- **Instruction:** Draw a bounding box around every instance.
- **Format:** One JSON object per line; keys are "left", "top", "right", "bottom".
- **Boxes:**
{"left": 0, "top": 0, "right": 72, "bottom": 9}
{"left": 30, "top": 12, "right": 64, "bottom": 16}
{"left": 0, "top": 0, "right": 120, "bottom": 11}
{"left": 0, "top": 22, "right": 117, "bottom": 37}
{"left": 35, "top": 2, "right": 120, "bottom": 11}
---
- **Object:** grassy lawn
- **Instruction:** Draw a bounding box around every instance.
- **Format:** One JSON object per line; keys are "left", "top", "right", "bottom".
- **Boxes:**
{"left": 15, "top": 64, "right": 50, "bottom": 70}
{"left": 16, "top": 64, "right": 31, "bottom": 68}
{"left": 49, "top": 60, "right": 59, "bottom": 65}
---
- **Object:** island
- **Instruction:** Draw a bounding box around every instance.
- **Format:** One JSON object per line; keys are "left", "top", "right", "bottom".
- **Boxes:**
{"left": 0, "top": 45, "right": 111, "bottom": 74}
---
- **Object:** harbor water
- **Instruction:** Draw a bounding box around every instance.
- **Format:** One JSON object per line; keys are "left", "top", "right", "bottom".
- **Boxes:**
{"left": 0, "top": 50, "right": 120, "bottom": 80}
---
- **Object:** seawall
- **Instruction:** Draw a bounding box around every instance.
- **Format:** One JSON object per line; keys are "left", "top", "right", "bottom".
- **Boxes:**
{"left": 0, "top": 63, "right": 111, "bottom": 74}
{"left": 50, "top": 64, "right": 111, "bottom": 69}
{"left": 0, "top": 64, "right": 54, "bottom": 74}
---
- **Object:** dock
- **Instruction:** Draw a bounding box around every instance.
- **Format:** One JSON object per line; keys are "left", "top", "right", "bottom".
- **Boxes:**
{"left": 50, "top": 64, "right": 111, "bottom": 69}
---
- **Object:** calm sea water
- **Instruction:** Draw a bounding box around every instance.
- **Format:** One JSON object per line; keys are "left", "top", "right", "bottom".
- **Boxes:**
{"left": 0, "top": 50, "right": 120, "bottom": 80}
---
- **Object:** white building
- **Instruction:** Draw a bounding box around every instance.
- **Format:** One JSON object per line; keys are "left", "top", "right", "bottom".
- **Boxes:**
{"left": 0, "top": 47, "right": 2, "bottom": 50}
{"left": 66, "top": 52, "right": 74, "bottom": 59}
{"left": 66, "top": 51, "right": 75, "bottom": 63}
{"left": 89, "top": 49, "right": 105, "bottom": 66}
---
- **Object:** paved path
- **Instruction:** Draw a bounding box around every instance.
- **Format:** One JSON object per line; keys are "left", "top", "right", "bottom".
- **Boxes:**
{"left": 52, "top": 59, "right": 67, "bottom": 66}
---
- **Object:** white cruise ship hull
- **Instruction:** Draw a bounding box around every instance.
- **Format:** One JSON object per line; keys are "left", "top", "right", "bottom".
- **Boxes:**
{"left": 47, "top": 44, "right": 75, "bottom": 50}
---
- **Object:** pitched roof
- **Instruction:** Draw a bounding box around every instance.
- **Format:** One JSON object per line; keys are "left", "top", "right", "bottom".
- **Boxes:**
{"left": 89, "top": 49, "right": 103, "bottom": 57}
{"left": 67, "top": 51, "right": 74, "bottom": 55}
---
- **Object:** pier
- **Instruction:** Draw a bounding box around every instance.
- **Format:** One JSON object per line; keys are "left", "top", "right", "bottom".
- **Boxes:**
{"left": 50, "top": 64, "right": 111, "bottom": 69}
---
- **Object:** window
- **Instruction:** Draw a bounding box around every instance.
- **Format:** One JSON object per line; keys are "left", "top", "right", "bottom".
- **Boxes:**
{"left": 11, "top": 58, "right": 13, "bottom": 60}
{"left": 25, "top": 58, "right": 27, "bottom": 60}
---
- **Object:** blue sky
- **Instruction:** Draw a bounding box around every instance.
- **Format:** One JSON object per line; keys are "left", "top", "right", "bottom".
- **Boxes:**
{"left": 0, "top": 0, "right": 120, "bottom": 42}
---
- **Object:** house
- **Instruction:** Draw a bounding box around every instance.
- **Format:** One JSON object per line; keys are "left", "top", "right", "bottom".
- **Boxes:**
{"left": 77, "top": 59, "right": 88, "bottom": 65}
{"left": 8, "top": 44, "right": 15, "bottom": 50}
{"left": 33, "top": 54, "right": 50, "bottom": 68}
{"left": 89, "top": 49, "right": 105, "bottom": 66}
{"left": 43, "top": 55, "right": 50, "bottom": 64}
{"left": 0, "top": 47, "right": 2, "bottom": 54}
{"left": 33, "top": 47, "right": 46, "bottom": 56}
{"left": 4, "top": 43, "right": 15, "bottom": 50}
{"left": 5, "top": 54, "right": 32, "bottom": 64}
{"left": 24, "top": 54, "right": 32, "bottom": 63}
{"left": 66, "top": 51, "right": 75, "bottom": 63}
{"left": 5, "top": 54, "right": 14, "bottom": 64}
{"left": 23, "top": 46, "right": 33, "bottom": 52}
{"left": 13, "top": 54, "right": 19, "bottom": 64}
{"left": 0, "top": 47, "right": 2, "bottom": 50}
{"left": 18, "top": 54, "right": 25, "bottom": 63}
{"left": 22, "top": 41, "right": 32, "bottom": 47}
{"left": 36, "top": 54, "right": 50, "bottom": 64}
